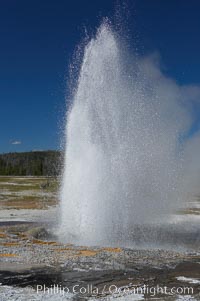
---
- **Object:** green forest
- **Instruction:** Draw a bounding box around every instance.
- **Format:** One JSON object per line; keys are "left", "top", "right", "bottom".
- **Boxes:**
{"left": 0, "top": 151, "right": 62, "bottom": 176}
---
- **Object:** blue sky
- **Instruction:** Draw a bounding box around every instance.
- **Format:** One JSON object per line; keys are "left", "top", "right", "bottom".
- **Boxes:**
{"left": 1, "top": 0, "right": 200, "bottom": 153}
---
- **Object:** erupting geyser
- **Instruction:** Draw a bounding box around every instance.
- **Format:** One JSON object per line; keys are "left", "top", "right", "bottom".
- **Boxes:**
{"left": 59, "top": 22, "right": 195, "bottom": 246}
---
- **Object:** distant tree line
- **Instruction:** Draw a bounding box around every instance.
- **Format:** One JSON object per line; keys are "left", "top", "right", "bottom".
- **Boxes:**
{"left": 0, "top": 151, "right": 63, "bottom": 176}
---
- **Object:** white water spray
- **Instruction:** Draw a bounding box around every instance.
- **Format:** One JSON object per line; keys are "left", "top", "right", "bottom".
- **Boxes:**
{"left": 59, "top": 23, "right": 198, "bottom": 246}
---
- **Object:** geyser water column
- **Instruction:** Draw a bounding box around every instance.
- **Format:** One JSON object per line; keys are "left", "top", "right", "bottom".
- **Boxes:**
{"left": 59, "top": 23, "right": 188, "bottom": 246}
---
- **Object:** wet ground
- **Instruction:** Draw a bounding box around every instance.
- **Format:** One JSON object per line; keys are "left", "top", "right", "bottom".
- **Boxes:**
{"left": 0, "top": 220, "right": 199, "bottom": 300}
{"left": 0, "top": 177, "right": 200, "bottom": 300}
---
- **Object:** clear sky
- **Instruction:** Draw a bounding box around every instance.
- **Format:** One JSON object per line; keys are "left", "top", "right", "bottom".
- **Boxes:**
{"left": 1, "top": 0, "right": 200, "bottom": 153}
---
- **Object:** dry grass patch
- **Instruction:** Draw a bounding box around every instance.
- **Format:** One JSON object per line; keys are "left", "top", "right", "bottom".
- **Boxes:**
{"left": 103, "top": 247, "right": 122, "bottom": 253}
{"left": 1, "top": 242, "right": 20, "bottom": 247}
{"left": 53, "top": 247, "right": 73, "bottom": 252}
{"left": 32, "top": 239, "right": 58, "bottom": 245}
{"left": 0, "top": 233, "right": 7, "bottom": 238}
{"left": 1, "top": 197, "right": 57, "bottom": 210}
{"left": 0, "top": 253, "right": 18, "bottom": 257}
{"left": 77, "top": 250, "right": 98, "bottom": 257}
{"left": 0, "top": 176, "right": 58, "bottom": 210}
{"left": 53, "top": 248, "right": 98, "bottom": 257}
{"left": 179, "top": 208, "right": 200, "bottom": 215}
